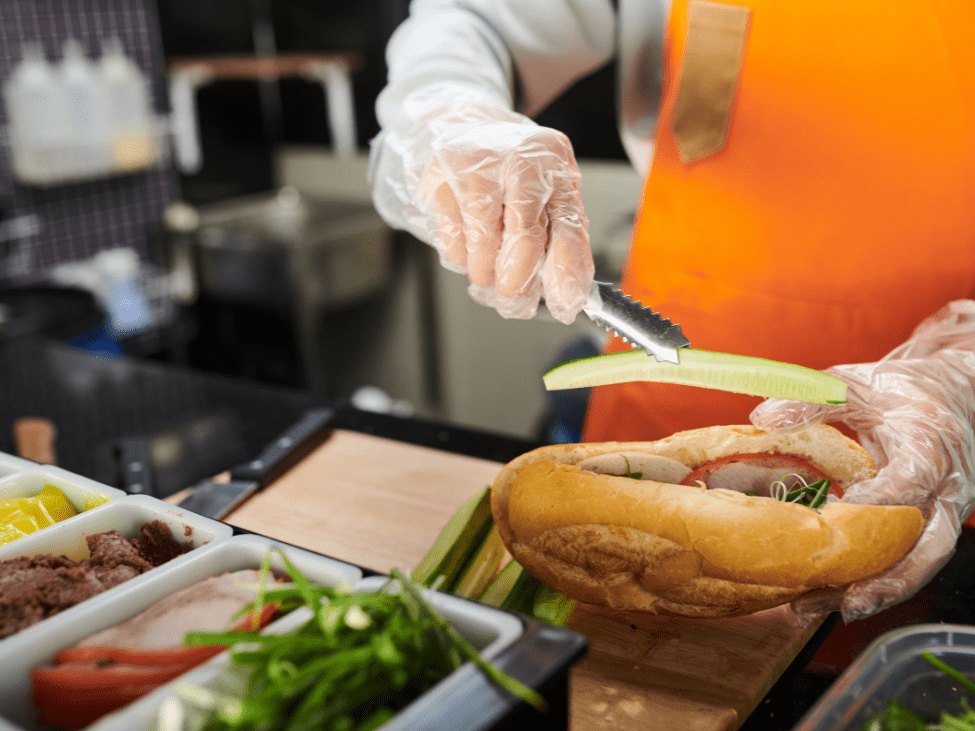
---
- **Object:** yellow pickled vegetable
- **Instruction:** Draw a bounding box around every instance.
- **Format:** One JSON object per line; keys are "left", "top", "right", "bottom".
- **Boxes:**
{"left": 0, "top": 485, "right": 80, "bottom": 545}
{"left": 83, "top": 491, "right": 110, "bottom": 510}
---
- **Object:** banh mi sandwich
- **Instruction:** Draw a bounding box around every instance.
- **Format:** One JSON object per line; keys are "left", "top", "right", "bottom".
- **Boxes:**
{"left": 490, "top": 424, "right": 924, "bottom": 618}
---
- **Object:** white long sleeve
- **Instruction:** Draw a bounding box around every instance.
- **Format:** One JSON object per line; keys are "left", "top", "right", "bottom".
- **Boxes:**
{"left": 378, "top": 0, "right": 615, "bottom": 124}
{"left": 370, "top": 0, "right": 617, "bottom": 246}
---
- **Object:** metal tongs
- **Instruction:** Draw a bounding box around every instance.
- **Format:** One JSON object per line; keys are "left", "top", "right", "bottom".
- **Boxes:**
{"left": 583, "top": 281, "right": 691, "bottom": 364}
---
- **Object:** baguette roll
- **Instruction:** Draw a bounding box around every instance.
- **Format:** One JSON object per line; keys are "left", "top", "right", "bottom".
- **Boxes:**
{"left": 491, "top": 424, "right": 924, "bottom": 617}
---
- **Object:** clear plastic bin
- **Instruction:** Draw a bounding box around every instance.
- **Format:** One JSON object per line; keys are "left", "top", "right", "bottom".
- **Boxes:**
{"left": 793, "top": 624, "right": 975, "bottom": 731}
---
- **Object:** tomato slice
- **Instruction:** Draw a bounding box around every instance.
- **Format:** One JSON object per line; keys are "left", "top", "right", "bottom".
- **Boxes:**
{"left": 34, "top": 683, "right": 162, "bottom": 730}
{"left": 680, "top": 453, "right": 834, "bottom": 498}
{"left": 32, "top": 661, "right": 197, "bottom": 690}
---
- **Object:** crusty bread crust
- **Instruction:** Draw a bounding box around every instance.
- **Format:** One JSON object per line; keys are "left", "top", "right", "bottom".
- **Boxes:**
{"left": 490, "top": 424, "right": 923, "bottom": 618}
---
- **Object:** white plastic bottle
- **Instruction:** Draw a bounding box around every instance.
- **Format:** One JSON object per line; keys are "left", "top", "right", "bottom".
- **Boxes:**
{"left": 58, "top": 39, "right": 112, "bottom": 177}
{"left": 99, "top": 37, "right": 156, "bottom": 171}
{"left": 2, "top": 43, "right": 69, "bottom": 183}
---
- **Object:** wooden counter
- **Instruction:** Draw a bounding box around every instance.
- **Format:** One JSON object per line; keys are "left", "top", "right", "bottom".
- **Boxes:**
{"left": 206, "top": 429, "right": 825, "bottom": 731}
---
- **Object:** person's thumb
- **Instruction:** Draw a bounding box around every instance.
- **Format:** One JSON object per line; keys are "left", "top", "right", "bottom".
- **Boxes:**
{"left": 789, "top": 586, "right": 844, "bottom": 618}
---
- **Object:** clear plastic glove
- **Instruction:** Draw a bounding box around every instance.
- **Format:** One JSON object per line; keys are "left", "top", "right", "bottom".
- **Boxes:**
{"left": 750, "top": 300, "right": 975, "bottom": 623}
{"left": 372, "top": 95, "right": 594, "bottom": 324}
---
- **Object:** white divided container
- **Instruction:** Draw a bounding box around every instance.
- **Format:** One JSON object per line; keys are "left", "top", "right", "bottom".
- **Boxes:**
{"left": 0, "top": 465, "right": 126, "bottom": 545}
{"left": 0, "top": 451, "right": 585, "bottom": 731}
{"left": 87, "top": 572, "right": 524, "bottom": 731}
{"left": 0, "top": 532, "right": 362, "bottom": 730}
{"left": 0, "top": 496, "right": 232, "bottom": 729}
{"left": 0, "top": 493, "right": 227, "bottom": 563}
{"left": 0, "top": 453, "right": 36, "bottom": 479}
{"left": 0, "top": 496, "right": 233, "bottom": 728}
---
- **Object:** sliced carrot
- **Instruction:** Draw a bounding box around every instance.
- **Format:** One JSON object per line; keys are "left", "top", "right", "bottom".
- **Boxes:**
{"left": 233, "top": 600, "right": 281, "bottom": 631}
{"left": 53, "top": 643, "right": 225, "bottom": 667}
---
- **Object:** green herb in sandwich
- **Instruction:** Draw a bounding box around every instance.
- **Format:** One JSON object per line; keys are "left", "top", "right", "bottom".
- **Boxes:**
{"left": 769, "top": 476, "right": 831, "bottom": 510}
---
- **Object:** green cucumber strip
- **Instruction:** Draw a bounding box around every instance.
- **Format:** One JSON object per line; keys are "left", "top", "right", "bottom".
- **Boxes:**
{"left": 498, "top": 565, "right": 542, "bottom": 616}
{"left": 412, "top": 486, "right": 495, "bottom": 589}
{"left": 532, "top": 583, "right": 578, "bottom": 627}
{"left": 450, "top": 524, "right": 507, "bottom": 599}
{"left": 543, "top": 348, "right": 847, "bottom": 405}
{"left": 477, "top": 558, "right": 529, "bottom": 608}
{"left": 479, "top": 558, "right": 578, "bottom": 625}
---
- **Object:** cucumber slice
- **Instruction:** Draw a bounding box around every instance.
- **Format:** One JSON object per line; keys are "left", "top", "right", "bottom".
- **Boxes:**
{"left": 543, "top": 348, "right": 847, "bottom": 405}
{"left": 480, "top": 561, "right": 577, "bottom": 625}
{"left": 412, "top": 486, "right": 495, "bottom": 590}
{"left": 478, "top": 559, "right": 534, "bottom": 610}
{"left": 497, "top": 564, "right": 543, "bottom": 615}
{"left": 532, "top": 583, "right": 577, "bottom": 627}
{"left": 450, "top": 524, "right": 506, "bottom": 599}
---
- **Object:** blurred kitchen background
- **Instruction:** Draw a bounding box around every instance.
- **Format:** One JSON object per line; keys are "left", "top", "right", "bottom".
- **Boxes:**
{"left": 0, "top": 0, "right": 642, "bottom": 444}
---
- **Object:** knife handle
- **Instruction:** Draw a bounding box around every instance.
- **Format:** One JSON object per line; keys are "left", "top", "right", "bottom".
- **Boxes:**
{"left": 229, "top": 407, "right": 336, "bottom": 486}
{"left": 114, "top": 437, "right": 155, "bottom": 496}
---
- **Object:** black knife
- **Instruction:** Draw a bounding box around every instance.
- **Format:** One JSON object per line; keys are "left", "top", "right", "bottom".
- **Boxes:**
{"left": 177, "top": 407, "right": 336, "bottom": 520}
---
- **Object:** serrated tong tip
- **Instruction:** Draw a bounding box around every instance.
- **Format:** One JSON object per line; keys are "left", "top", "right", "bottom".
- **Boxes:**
{"left": 583, "top": 281, "right": 691, "bottom": 364}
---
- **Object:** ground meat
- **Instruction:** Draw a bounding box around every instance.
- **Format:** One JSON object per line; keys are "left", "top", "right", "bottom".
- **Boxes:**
{"left": 0, "top": 522, "right": 194, "bottom": 640}
{"left": 134, "top": 520, "right": 192, "bottom": 566}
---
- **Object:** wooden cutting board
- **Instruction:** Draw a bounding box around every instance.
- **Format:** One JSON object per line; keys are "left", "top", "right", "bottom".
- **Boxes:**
{"left": 209, "top": 429, "right": 825, "bottom": 731}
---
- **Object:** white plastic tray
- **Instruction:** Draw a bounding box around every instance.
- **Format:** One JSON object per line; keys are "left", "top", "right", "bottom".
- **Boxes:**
{"left": 0, "top": 492, "right": 228, "bottom": 563}
{"left": 0, "top": 453, "right": 37, "bottom": 479}
{"left": 0, "top": 495, "right": 233, "bottom": 728}
{"left": 0, "top": 465, "right": 127, "bottom": 548}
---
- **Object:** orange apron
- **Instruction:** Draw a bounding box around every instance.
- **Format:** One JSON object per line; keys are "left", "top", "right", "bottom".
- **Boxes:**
{"left": 584, "top": 0, "right": 975, "bottom": 443}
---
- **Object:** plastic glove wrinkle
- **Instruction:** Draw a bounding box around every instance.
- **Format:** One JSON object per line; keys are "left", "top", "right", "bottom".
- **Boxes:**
{"left": 840, "top": 498, "right": 959, "bottom": 622}
{"left": 377, "top": 93, "right": 593, "bottom": 323}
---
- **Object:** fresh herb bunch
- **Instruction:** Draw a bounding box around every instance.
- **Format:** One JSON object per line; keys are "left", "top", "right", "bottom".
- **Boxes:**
{"left": 859, "top": 653, "right": 975, "bottom": 731}
{"left": 160, "top": 553, "right": 544, "bottom": 731}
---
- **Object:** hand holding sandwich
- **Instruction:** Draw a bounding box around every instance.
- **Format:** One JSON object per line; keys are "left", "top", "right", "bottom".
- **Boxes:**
{"left": 752, "top": 300, "right": 975, "bottom": 622}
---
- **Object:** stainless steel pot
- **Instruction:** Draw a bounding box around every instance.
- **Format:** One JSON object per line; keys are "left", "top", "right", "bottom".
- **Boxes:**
{"left": 164, "top": 186, "right": 392, "bottom": 392}
{"left": 191, "top": 185, "right": 390, "bottom": 311}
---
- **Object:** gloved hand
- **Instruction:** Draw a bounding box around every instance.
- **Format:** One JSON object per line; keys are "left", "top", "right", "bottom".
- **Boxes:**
{"left": 372, "top": 92, "right": 594, "bottom": 324}
{"left": 750, "top": 300, "right": 975, "bottom": 623}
